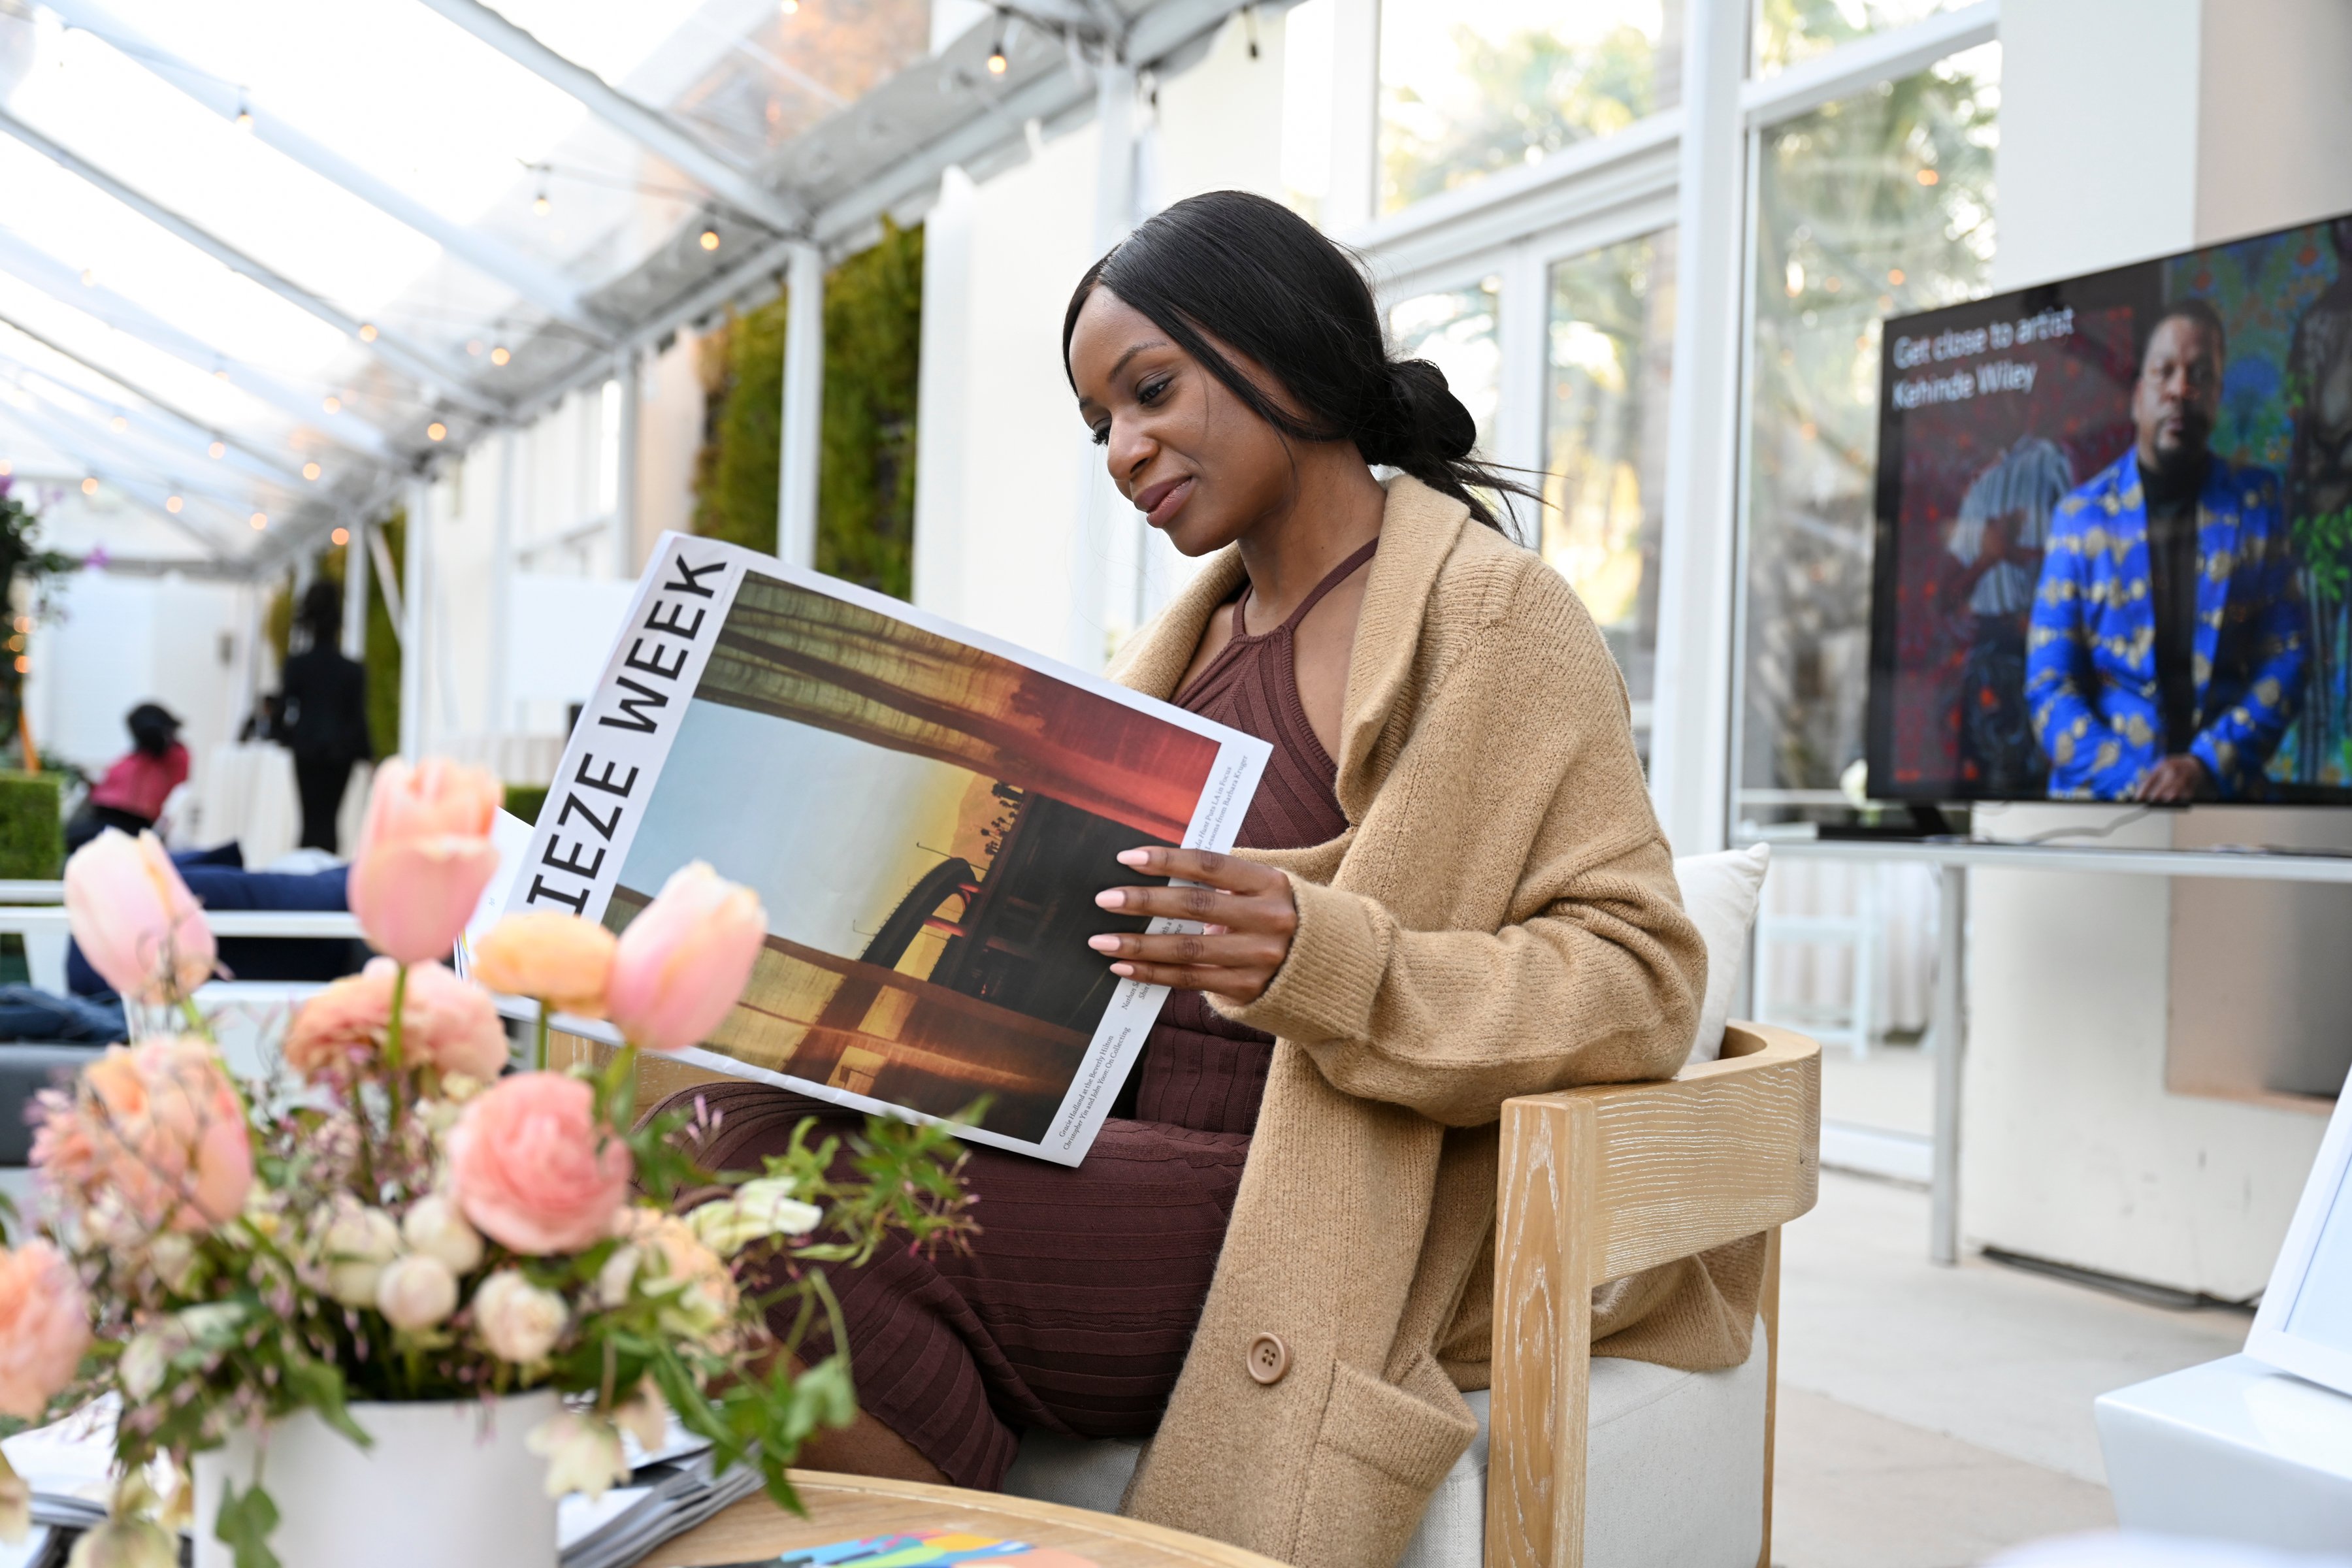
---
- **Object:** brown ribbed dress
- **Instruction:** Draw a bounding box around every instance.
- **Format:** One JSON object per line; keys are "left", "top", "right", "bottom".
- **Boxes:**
{"left": 683, "top": 540, "right": 1374, "bottom": 1490}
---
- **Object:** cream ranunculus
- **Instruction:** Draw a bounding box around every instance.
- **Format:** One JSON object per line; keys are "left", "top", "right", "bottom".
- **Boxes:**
{"left": 376, "top": 1254, "right": 459, "bottom": 1331}
{"left": 0, "top": 1454, "right": 27, "bottom": 1546}
{"left": 470, "top": 1270, "right": 568, "bottom": 1365}
{"left": 400, "top": 1194, "right": 484, "bottom": 1276}
{"left": 469, "top": 913, "right": 617, "bottom": 1018}
{"left": 612, "top": 1378, "right": 668, "bottom": 1454}
{"left": 525, "top": 1411, "right": 627, "bottom": 1501}
{"left": 64, "top": 1514, "right": 177, "bottom": 1568}
{"left": 319, "top": 1203, "right": 401, "bottom": 1308}
{"left": 685, "top": 1178, "right": 822, "bottom": 1258}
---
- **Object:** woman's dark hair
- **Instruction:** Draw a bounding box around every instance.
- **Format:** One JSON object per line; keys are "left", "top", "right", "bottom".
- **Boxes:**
{"left": 297, "top": 580, "right": 342, "bottom": 645}
{"left": 1062, "top": 189, "right": 1532, "bottom": 532}
{"left": 126, "top": 702, "right": 179, "bottom": 759}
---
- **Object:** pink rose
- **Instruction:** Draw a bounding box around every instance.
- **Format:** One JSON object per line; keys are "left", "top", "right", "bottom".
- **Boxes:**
{"left": 470, "top": 912, "right": 616, "bottom": 1017}
{"left": 63, "top": 830, "right": 214, "bottom": 1003}
{"left": 32, "top": 1037, "right": 253, "bottom": 1233}
{"left": 0, "top": 1239, "right": 91, "bottom": 1420}
{"left": 448, "top": 1073, "right": 630, "bottom": 1255}
{"left": 284, "top": 958, "right": 508, "bottom": 1087}
{"left": 607, "top": 862, "right": 766, "bottom": 1053}
{"left": 348, "top": 758, "right": 503, "bottom": 964}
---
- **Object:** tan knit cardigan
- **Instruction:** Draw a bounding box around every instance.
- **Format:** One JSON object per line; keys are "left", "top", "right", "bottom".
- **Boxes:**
{"left": 1105, "top": 476, "right": 1762, "bottom": 1568}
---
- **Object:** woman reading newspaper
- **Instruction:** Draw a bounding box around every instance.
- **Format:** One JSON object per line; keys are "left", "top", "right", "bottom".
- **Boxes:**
{"left": 683, "top": 191, "right": 1737, "bottom": 1568}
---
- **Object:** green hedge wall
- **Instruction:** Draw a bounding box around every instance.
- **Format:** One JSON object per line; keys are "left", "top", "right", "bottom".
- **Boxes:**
{"left": 0, "top": 770, "right": 62, "bottom": 878}
{"left": 692, "top": 221, "right": 922, "bottom": 599}
{"left": 503, "top": 784, "right": 548, "bottom": 825}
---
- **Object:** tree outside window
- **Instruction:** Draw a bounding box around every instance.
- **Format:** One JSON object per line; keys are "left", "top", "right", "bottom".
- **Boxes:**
{"left": 1741, "top": 46, "right": 1998, "bottom": 795}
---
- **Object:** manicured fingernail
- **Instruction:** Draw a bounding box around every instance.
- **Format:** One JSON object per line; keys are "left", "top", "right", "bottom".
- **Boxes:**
{"left": 1110, "top": 963, "right": 1135, "bottom": 977}
{"left": 1116, "top": 849, "right": 1151, "bottom": 866}
{"left": 1088, "top": 934, "right": 1120, "bottom": 952}
{"left": 1095, "top": 889, "right": 1125, "bottom": 909}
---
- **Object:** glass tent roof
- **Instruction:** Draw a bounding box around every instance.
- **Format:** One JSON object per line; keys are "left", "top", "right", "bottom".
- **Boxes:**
{"left": 0, "top": 0, "right": 1188, "bottom": 572}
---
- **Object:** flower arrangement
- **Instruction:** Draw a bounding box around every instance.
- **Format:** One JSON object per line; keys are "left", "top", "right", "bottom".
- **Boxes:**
{"left": 0, "top": 758, "right": 972, "bottom": 1568}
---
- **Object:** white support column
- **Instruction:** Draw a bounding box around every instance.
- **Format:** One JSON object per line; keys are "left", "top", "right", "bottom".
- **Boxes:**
{"left": 1070, "top": 57, "right": 1140, "bottom": 672}
{"left": 399, "top": 475, "right": 431, "bottom": 760}
{"left": 489, "top": 433, "right": 517, "bottom": 753}
{"left": 614, "top": 351, "right": 643, "bottom": 576}
{"left": 1647, "top": 0, "right": 1748, "bottom": 855}
{"left": 1323, "top": 0, "right": 1379, "bottom": 230}
{"left": 1493, "top": 238, "right": 1548, "bottom": 536}
{"left": 777, "top": 242, "right": 825, "bottom": 569}
{"left": 341, "top": 516, "right": 368, "bottom": 661}
{"left": 911, "top": 165, "right": 978, "bottom": 621}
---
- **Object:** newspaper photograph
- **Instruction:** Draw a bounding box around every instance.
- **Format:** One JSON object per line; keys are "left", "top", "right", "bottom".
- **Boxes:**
{"left": 506, "top": 531, "right": 1269, "bottom": 1165}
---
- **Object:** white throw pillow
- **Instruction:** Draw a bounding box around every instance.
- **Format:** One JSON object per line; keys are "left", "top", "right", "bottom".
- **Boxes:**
{"left": 1673, "top": 844, "right": 1771, "bottom": 1064}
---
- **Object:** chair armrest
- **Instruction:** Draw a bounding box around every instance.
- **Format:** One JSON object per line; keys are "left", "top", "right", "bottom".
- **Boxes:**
{"left": 1487, "top": 1022, "right": 1821, "bottom": 1568}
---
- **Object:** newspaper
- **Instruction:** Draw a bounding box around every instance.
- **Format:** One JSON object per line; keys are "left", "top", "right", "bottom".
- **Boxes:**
{"left": 504, "top": 532, "right": 1267, "bottom": 1166}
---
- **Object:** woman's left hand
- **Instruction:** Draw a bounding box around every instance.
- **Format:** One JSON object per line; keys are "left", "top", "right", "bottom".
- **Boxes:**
{"left": 1088, "top": 847, "right": 1298, "bottom": 1006}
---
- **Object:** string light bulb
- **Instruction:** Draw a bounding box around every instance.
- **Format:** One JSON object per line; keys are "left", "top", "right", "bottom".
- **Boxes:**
{"left": 80, "top": 477, "right": 97, "bottom": 495}
{"left": 250, "top": 512, "right": 267, "bottom": 530}
{"left": 1916, "top": 167, "right": 1939, "bottom": 186}
{"left": 781, "top": 0, "right": 798, "bottom": 12}
{"left": 323, "top": 395, "right": 340, "bottom": 414}
{"left": 165, "top": 495, "right": 182, "bottom": 513}
{"left": 235, "top": 93, "right": 253, "bottom": 131}
{"left": 699, "top": 225, "right": 721, "bottom": 251}
{"left": 489, "top": 345, "right": 511, "bottom": 366}
{"left": 987, "top": 38, "right": 1008, "bottom": 73}
{"left": 358, "top": 323, "right": 378, "bottom": 342}
{"left": 532, "top": 191, "right": 550, "bottom": 217}
{"left": 79, "top": 269, "right": 94, "bottom": 287}
{"left": 207, "top": 440, "right": 225, "bottom": 459}
{"left": 0, "top": 460, "right": 11, "bottom": 476}
{"left": 13, "top": 657, "right": 25, "bottom": 675}
{"left": 302, "top": 461, "right": 321, "bottom": 481}
{"left": 109, "top": 415, "right": 127, "bottom": 433}
{"left": 426, "top": 421, "right": 447, "bottom": 442}
{"left": 332, "top": 526, "right": 350, "bottom": 546}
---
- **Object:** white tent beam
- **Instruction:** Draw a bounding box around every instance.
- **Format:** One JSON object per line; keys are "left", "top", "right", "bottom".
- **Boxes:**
{"left": 41, "top": 0, "right": 604, "bottom": 336}
{"left": 0, "top": 307, "right": 327, "bottom": 490}
{"left": 776, "top": 242, "right": 821, "bottom": 568}
{"left": 0, "top": 227, "right": 398, "bottom": 460}
{"left": 0, "top": 106, "right": 502, "bottom": 419}
{"left": 0, "top": 407, "right": 240, "bottom": 555}
{"left": 410, "top": 0, "right": 808, "bottom": 235}
{"left": 0, "top": 394, "right": 274, "bottom": 521}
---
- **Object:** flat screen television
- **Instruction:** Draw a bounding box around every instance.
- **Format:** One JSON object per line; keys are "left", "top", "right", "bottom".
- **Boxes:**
{"left": 1864, "top": 212, "right": 2352, "bottom": 804}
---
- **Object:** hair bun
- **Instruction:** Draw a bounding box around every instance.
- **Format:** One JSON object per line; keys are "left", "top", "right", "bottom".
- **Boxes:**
{"left": 1371, "top": 359, "right": 1477, "bottom": 468}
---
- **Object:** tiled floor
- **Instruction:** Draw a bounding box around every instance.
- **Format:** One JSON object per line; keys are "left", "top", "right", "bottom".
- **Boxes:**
{"left": 1773, "top": 1169, "right": 2252, "bottom": 1567}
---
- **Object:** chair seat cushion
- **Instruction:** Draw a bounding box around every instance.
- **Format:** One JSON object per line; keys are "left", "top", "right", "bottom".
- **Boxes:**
{"left": 1000, "top": 1318, "right": 1769, "bottom": 1568}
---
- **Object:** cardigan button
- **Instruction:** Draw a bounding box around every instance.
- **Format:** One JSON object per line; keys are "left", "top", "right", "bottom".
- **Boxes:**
{"left": 1246, "top": 1333, "right": 1290, "bottom": 1386}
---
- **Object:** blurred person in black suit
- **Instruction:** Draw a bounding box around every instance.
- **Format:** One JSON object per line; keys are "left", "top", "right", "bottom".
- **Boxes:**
{"left": 276, "top": 581, "right": 371, "bottom": 853}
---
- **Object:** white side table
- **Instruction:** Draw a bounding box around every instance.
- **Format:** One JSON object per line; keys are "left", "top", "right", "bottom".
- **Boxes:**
{"left": 2097, "top": 1354, "right": 2352, "bottom": 1551}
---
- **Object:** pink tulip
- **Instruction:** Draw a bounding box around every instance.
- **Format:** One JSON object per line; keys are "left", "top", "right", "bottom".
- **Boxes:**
{"left": 63, "top": 830, "right": 215, "bottom": 1003}
{"left": 606, "top": 862, "right": 766, "bottom": 1053}
{"left": 284, "top": 957, "right": 510, "bottom": 1088}
{"left": 31, "top": 1037, "right": 252, "bottom": 1233}
{"left": 348, "top": 757, "right": 504, "bottom": 964}
{"left": 448, "top": 1073, "right": 630, "bottom": 1255}
{"left": 0, "top": 1239, "right": 91, "bottom": 1420}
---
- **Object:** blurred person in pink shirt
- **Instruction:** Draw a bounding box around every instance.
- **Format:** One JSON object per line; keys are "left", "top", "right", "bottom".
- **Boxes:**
{"left": 65, "top": 702, "right": 188, "bottom": 853}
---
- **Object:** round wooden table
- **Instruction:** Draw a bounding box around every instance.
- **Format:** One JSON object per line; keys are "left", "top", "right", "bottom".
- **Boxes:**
{"left": 631, "top": 1471, "right": 1285, "bottom": 1568}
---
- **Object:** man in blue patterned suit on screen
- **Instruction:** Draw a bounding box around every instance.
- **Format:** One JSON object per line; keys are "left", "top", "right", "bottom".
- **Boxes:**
{"left": 2027, "top": 298, "right": 2306, "bottom": 801}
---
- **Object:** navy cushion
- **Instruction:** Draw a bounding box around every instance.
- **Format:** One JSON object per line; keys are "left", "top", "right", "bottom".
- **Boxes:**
{"left": 67, "top": 865, "right": 363, "bottom": 994}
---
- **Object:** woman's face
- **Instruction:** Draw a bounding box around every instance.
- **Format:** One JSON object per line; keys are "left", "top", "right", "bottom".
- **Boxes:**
{"left": 1068, "top": 286, "right": 1305, "bottom": 558}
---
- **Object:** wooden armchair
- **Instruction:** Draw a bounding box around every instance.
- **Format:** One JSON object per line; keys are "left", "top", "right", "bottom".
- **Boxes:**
{"left": 1486, "top": 1021, "right": 1821, "bottom": 1568}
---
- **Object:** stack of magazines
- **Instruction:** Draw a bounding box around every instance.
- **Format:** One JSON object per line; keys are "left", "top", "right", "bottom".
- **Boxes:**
{"left": 0, "top": 1405, "right": 762, "bottom": 1568}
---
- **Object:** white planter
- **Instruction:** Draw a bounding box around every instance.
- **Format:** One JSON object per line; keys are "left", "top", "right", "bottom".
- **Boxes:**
{"left": 191, "top": 1390, "right": 559, "bottom": 1568}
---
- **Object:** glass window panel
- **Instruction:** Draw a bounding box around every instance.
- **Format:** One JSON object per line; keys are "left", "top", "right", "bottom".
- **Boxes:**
{"left": 1378, "top": 0, "right": 1682, "bottom": 215}
{"left": 1753, "top": 0, "right": 1970, "bottom": 77}
{"left": 1544, "top": 231, "right": 1675, "bottom": 724}
{"left": 1740, "top": 45, "right": 1999, "bottom": 797}
{"left": 1388, "top": 280, "right": 1502, "bottom": 459}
